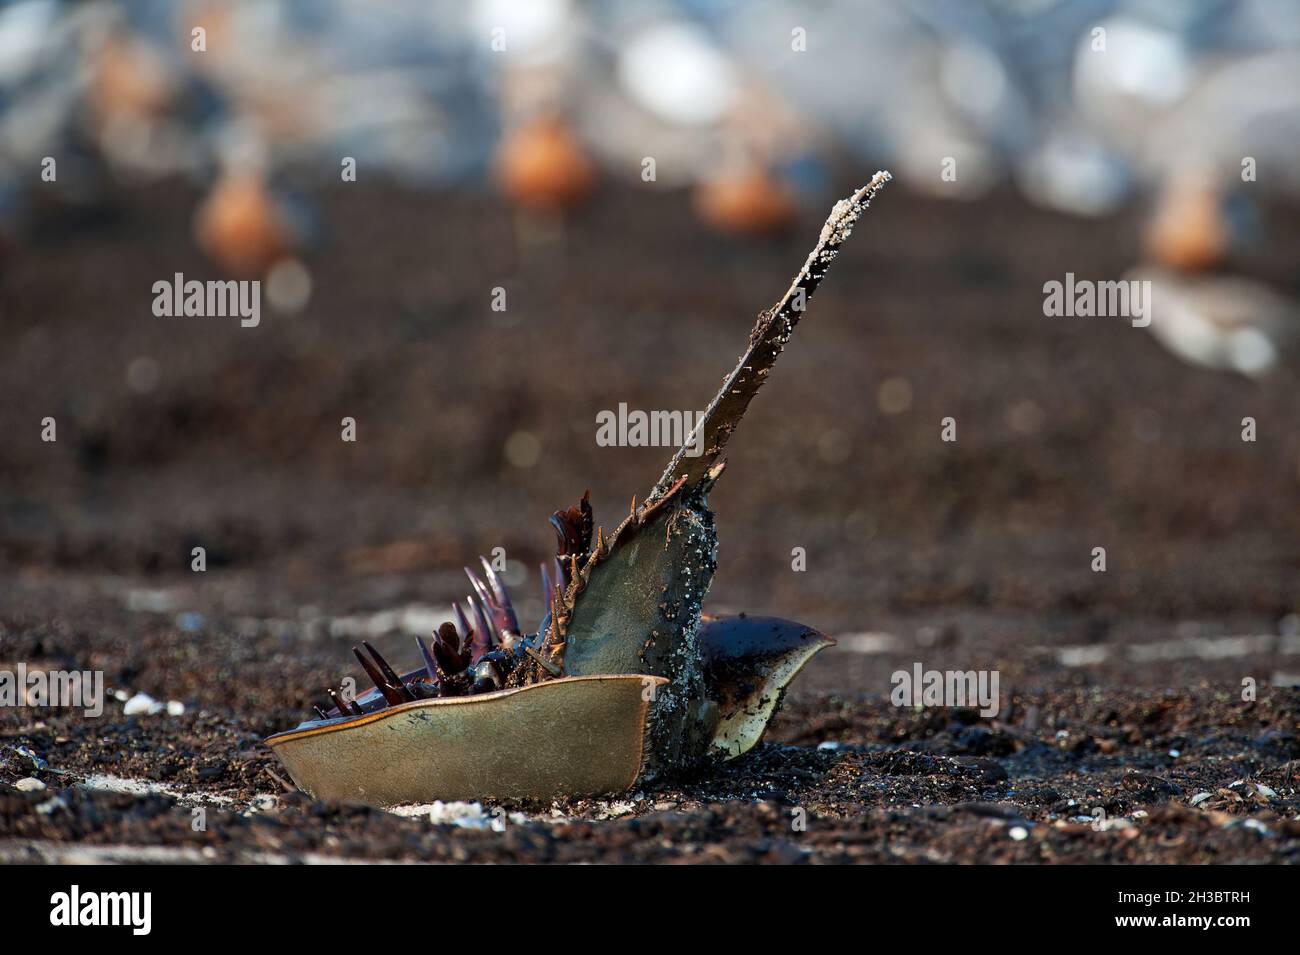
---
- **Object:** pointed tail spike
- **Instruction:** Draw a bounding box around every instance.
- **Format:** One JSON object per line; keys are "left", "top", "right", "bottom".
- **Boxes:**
{"left": 652, "top": 172, "right": 892, "bottom": 496}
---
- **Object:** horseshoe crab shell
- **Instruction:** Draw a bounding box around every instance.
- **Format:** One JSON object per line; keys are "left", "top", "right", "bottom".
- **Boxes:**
{"left": 267, "top": 617, "right": 834, "bottom": 804}
{"left": 268, "top": 676, "right": 665, "bottom": 804}
{"left": 266, "top": 174, "right": 890, "bottom": 805}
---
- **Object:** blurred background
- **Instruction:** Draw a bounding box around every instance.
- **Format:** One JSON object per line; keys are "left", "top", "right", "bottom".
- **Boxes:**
{"left": 1, "top": 0, "right": 1299, "bottom": 700}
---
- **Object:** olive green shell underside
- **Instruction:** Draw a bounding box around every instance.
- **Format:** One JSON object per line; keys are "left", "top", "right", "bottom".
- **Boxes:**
{"left": 267, "top": 675, "right": 665, "bottom": 805}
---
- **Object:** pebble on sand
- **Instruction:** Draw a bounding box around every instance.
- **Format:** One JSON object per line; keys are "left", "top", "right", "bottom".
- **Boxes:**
{"left": 123, "top": 692, "right": 186, "bottom": 716}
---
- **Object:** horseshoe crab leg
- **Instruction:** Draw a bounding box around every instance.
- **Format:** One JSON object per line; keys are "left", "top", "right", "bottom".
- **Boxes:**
{"left": 353, "top": 643, "right": 414, "bottom": 705}
{"left": 414, "top": 634, "right": 441, "bottom": 685}
{"left": 468, "top": 598, "right": 495, "bottom": 664}
{"left": 480, "top": 557, "right": 520, "bottom": 635}
{"left": 453, "top": 603, "right": 474, "bottom": 651}
{"left": 363, "top": 641, "right": 408, "bottom": 691}
{"left": 326, "top": 688, "right": 351, "bottom": 717}
{"left": 651, "top": 171, "right": 892, "bottom": 498}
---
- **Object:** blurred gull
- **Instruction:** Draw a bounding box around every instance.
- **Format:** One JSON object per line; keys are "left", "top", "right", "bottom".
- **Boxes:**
{"left": 618, "top": 21, "right": 738, "bottom": 127}
{"left": 494, "top": 112, "right": 595, "bottom": 212}
{"left": 194, "top": 167, "right": 296, "bottom": 278}
{"left": 1015, "top": 124, "right": 1129, "bottom": 216}
{"left": 471, "top": 0, "right": 573, "bottom": 65}
{"left": 1131, "top": 265, "right": 1295, "bottom": 377}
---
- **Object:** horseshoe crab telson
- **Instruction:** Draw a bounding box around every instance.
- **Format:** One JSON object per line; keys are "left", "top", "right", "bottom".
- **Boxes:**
{"left": 267, "top": 172, "right": 892, "bottom": 805}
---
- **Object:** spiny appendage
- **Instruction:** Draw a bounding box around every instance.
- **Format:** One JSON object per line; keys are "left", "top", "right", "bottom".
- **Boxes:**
{"left": 530, "top": 476, "right": 691, "bottom": 678}
{"left": 316, "top": 557, "right": 538, "bottom": 720}
{"left": 313, "top": 480, "right": 696, "bottom": 719}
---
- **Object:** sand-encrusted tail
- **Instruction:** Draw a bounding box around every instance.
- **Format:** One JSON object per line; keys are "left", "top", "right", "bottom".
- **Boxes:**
{"left": 651, "top": 171, "right": 892, "bottom": 497}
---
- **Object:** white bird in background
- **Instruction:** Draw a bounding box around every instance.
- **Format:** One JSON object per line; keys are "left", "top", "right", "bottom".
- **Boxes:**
{"left": 1129, "top": 265, "right": 1295, "bottom": 378}
{"left": 1128, "top": 48, "right": 1300, "bottom": 377}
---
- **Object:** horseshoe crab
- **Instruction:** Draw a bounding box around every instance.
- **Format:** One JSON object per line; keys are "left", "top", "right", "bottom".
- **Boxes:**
{"left": 267, "top": 172, "right": 892, "bottom": 805}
